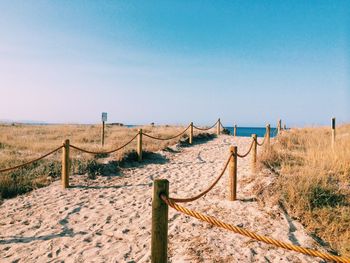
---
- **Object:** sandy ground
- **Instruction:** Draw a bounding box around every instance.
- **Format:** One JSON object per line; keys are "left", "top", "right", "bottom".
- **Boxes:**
{"left": 0, "top": 135, "right": 326, "bottom": 262}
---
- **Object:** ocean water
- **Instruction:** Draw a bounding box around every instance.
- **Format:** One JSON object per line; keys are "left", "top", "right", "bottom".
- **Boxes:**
{"left": 224, "top": 127, "right": 278, "bottom": 138}
{"left": 127, "top": 125, "right": 277, "bottom": 138}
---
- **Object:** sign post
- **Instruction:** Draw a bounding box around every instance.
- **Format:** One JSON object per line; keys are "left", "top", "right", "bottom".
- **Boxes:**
{"left": 101, "top": 112, "right": 107, "bottom": 147}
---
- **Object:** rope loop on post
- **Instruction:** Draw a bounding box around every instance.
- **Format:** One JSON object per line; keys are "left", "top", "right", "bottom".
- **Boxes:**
{"left": 193, "top": 120, "right": 219, "bottom": 131}
{"left": 168, "top": 153, "right": 232, "bottom": 203}
{"left": 236, "top": 139, "right": 255, "bottom": 158}
{"left": 143, "top": 124, "right": 191, "bottom": 141}
{"left": 255, "top": 134, "right": 266, "bottom": 147}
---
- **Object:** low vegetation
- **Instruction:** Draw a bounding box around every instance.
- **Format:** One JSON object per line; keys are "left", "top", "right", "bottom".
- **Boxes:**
{"left": 258, "top": 124, "right": 350, "bottom": 257}
{"left": 0, "top": 123, "right": 215, "bottom": 199}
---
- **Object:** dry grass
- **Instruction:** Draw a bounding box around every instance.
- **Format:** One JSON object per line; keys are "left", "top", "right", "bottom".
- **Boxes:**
{"left": 0, "top": 123, "right": 215, "bottom": 199}
{"left": 258, "top": 124, "right": 350, "bottom": 257}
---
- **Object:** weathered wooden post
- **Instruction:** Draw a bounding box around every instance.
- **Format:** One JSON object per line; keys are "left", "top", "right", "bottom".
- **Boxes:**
{"left": 228, "top": 146, "right": 237, "bottom": 201}
{"left": 62, "top": 139, "right": 70, "bottom": 189}
{"left": 251, "top": 134, "right": 257, "bottom": 171}
{"left": 151, "top": 179, "right": 169, "bottom": 263}
{"left": 234, "top": 124, "right": 237, "bottom": 137}
{"left": 217, "top": 118, "right": 221, "bottom": 135}
{"left": 332, "top": 117, "right": 336, "bottom": 149}
{"left": 137, "top": 129, "right": 143, "bottom": 162}
{"left": 266, "top": 124, "right": 271, "bottom": 147}
{"left": 283, "top": 124, "right": 287, "bottom": 130}
{"left": 189, "top": 122, "right": 193, "bottom": 145}
{"left": 277, "top": 119, "right": 282, "bottom": 134}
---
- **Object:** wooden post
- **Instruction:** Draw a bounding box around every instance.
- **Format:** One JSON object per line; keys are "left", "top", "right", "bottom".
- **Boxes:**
{"left": 151, "top": 179, "right": 169, "bottom": 263}
{"left": 266, "top": 124, "right": 271, "bottom": 147}
{"left": 62, "top": 139, "right": 70, "bottom": 189}
{"left": 234, "top": 125, "right": 237, "bottom": 137}
{"left": 137, "top": 129, "right": 142, "bottom": 162}
{"left": 251, "top": 134, "right": 257, "bottom": 171}
{"left": 332, "top": 117, "right": 336, "bottom": 149}
{"left": 277, "top": 119, "right": 282, "bottom": 134}
{"left": 217, "top": 118, "right": 221, "bottom": 135}
{"left": 189, "top": 122, "right": 193, "bottom": 145}
{"left": 283, "top": 124, "right": 287, "bottom": 130}
{"left": 228, "top": 146, "right": 237, "bottom": 201}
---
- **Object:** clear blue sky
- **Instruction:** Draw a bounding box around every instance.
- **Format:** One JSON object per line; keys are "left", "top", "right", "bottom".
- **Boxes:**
{"left": 0, "top": 1, "right": 349, "bottom": 126}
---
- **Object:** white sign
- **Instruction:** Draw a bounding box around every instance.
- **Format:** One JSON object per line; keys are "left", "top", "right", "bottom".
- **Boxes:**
{"left": 102, "top": 112, "right": 107, "bottom": 122}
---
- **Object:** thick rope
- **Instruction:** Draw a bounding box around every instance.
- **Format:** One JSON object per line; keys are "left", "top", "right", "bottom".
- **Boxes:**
{"left": 161, "top": 196, "right": 350, "bottom": 263}
{"left": 168, "top": 153, "right": 232, "bottom": 203}
{"left": 143, "top": 124, "right": 191, "bottom": 141}
{"left": 236, "top": 139, "right": 255, "bottom": 158}
{"left": 193, "top": 120, "right": 219, "bottom": 131}
{"left": 256, "top": 134, "right": 266, "bottom": 147}
{"left": 0, "top": 146, "right": 63, "bottom": 173}
{"left": 70, "top": 133, "right": 138, "bottom": 155}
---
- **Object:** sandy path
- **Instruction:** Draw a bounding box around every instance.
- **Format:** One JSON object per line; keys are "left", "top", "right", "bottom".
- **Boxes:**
{"left": 0, "top": 135, "right": 324, "bottom": 262}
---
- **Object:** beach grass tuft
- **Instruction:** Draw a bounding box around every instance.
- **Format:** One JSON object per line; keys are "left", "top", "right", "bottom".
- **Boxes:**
{"left": 258, "top": 124, "right": 350, "bottom": 256}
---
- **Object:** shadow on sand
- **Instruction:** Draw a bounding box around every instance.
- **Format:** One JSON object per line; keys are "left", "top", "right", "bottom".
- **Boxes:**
{"left": 119, "top": 151, "right": 168, "bottom": 168}
{"left": 0, "top": 204, "right": 87, "bottom": 245}
{"left": 180, "top": 133, "right": 217, "bottom": 147}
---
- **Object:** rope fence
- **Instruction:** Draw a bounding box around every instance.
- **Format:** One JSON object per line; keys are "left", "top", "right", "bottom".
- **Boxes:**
{"left": 160, "top": 193, "right": 350, "bottom": 263}
{"left": 70, "top": 133, "right": 139, "bottom": 155}
{"left": 0, "top": 118, "right": 271, "bottom": 188}
{"left": 168, "top": 153, "right": 232, "bottom": 203}
{"left": 0, "top": 118, "right": 289, "bottom": 178}
{"left": 255, "top": 133, "right": 266, "bottom": 146}
{"left": 0, "top": 145, "right": 63, "bottom": 173}
{"left": 236, "top": 139, "right": 255, "bottom": 158}
{"left": 193, "top": 119, "right": 220, "bottom": 131}
{"left": 1, "top": 117, "right": 346, "bottom": 261}
{"left": 0, "top": 119, "right": 223, "bottom": 188}
{"left": 143, "top": 124, "right": 191, "bottom": 141}
{"left": 151, "top": 118, "right": 350, "bottom": 262}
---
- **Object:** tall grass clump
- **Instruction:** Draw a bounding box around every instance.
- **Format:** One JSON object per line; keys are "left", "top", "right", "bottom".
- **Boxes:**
{"left": 258, "top": 125, "right": 350, "bottom": 257}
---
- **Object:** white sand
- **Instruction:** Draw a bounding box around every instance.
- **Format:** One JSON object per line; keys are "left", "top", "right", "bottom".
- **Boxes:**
{"left": 0, "top": 135, "right": 325, "bottom": 262}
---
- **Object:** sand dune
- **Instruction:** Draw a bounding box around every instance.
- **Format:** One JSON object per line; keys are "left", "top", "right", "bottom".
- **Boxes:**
{"left": 0, "top": 135, "right": 324, "bottom": 262}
